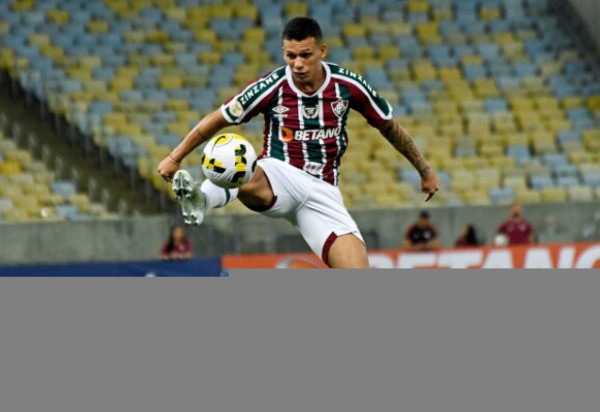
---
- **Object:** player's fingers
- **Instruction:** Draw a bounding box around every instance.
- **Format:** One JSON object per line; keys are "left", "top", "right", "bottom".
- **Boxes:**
{"left": 424, "top": 191, "right": 435, "bottom": 202}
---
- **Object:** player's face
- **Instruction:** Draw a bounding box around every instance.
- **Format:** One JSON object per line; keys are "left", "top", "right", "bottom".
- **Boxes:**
{"left": 282, "top": 37, "right": 327, "bottom": 85}
{"left": 510, "top": 204, "right": 521, "bottom": 218}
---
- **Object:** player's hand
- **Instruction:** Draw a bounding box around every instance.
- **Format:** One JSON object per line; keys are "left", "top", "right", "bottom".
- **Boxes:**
{"left": 421, "top": 169, "right": 440, "bottom": 202}
{"left": 157, "top": 155, "right": 181, "bottom": 182}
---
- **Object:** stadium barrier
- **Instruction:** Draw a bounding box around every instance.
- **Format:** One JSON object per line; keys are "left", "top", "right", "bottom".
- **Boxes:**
{"left": 0, "top": 257, "right": 225, "bottom": 277}
{"left": 222, "top": 242, "right": 600, "bottom": 269}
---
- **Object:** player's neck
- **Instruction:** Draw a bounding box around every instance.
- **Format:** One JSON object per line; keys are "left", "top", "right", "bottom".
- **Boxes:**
{"left": 293, "top": 66, "right": 326, "bottom": 94}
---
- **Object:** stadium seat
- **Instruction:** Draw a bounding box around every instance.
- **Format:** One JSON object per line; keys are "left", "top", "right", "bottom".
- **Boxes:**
{"left": 1, "top": 0, "right": 598, "bottom": 210}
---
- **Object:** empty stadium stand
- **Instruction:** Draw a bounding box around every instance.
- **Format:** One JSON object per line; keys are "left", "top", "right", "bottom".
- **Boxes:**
{"left": 0, "top": 0, "right": 599, "bottom": 217}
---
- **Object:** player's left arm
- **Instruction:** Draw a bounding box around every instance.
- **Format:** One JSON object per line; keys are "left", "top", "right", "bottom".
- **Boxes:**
{"left": 378, "top": 118, "right": 440, "bottom": 201}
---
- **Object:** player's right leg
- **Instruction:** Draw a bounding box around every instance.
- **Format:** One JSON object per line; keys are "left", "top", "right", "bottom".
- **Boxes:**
{"left": 172, "top": 169, "right": 238, "bottom": 225}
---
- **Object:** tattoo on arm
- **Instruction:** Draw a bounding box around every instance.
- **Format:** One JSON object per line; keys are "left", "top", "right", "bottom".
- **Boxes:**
{"left": 379, "top": 119, "right": 431, "bottom": 178}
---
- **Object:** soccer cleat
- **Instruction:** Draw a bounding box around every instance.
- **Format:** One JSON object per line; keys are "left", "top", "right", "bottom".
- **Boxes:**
{"left": 172, "top": 169, "right": 206, "bottom": 226}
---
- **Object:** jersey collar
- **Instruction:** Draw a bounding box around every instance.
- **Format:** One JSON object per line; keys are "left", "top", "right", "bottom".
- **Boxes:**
{"left": 285, "top": 61, "right": 331, "bottom": 97}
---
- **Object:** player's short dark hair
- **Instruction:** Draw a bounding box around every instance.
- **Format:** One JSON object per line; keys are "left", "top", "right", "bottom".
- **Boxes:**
{"left": 419, "top": 211, "right": 430, "bottom": 219}
{"left": 282, "top": 17, "right": 323, "bottom": 43}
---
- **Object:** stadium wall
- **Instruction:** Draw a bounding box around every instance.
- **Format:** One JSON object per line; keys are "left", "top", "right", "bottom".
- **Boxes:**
{"left": 1, "top": 203, "right": 598, "bottom": 266}
{"left": 569, "top": 0, "right": 600, "bottom": 49}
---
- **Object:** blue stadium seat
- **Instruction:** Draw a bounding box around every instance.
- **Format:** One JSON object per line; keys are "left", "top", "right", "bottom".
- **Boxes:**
{"left": 489, "top": 187, "right": 515, "bottom": 204}
{"left": 530, "top": 175, "right": 555, "bottom": 190}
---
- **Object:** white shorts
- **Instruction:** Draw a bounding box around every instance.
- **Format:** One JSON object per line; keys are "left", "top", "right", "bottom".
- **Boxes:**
{"left": 256, "top": 158, "right": 364, "bottom": 264}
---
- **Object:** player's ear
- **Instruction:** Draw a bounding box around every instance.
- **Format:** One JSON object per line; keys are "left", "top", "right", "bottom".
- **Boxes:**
{"left": 319, "top": 42, "right": 328, "bottom": 59}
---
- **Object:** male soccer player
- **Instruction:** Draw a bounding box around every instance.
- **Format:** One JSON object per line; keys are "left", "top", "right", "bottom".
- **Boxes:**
{"left": 157, "top": 17, "right": 440, "bottom": 268}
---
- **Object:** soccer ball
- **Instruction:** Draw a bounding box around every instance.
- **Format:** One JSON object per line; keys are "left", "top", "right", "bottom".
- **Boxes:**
{"left": 201, "top": 133, "right": 257, "bottom": 189}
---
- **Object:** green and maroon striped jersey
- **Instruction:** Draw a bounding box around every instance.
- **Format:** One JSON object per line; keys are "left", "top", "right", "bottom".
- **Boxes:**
{"left": 221, "top": 62, "right": 393, "bottom": 185}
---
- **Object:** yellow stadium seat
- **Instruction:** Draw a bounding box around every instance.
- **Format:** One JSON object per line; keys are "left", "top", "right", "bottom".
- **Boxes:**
{"left": 480, "top": 8, "right": 501, "bottom": 21}
{"left": 199, "top": 52, "right": 221, "bottom": 65}
{"left": 503, "top": 175, "right": 528, "bottom": 191}
{"left": 64, "top": 66, "right": 91, "bottom": 82}
{"left": 432, "top": 7, "right": 453, "bottom": 21}
{"left": 516, "top": 189, "right": 542, "bottom": 204}
{"left": 587, "top": 96, "right": 600, "bottom": 110}
{"left": 540, "top": 187, "right": 567, "bottom": 203}
{"left": 146, "top": 30, "right": 170, "bottom": 43}
{"left": 243, "top": 27, "right": 265, "bottom": 43}
{"left": 124, "top": 30, "right": 146, "bottom": 44}
{"left": 87, "top": 20, "right": 109, "bottom": 33}
{"left": 235, "top": 4, "right": 258, "bottom": 19}
{"left": 568, "top": 186, "right": 593, "bottom": 202}
{"left": 164, "top": 7, "right": 186, "bottom": 21}
{"left": 210, "top": 4, "right": 234, "bottom": 19}
{"left": 490, "top": 156, "right": 516, "bottom": 172}
{"left": 352, "top": 46, "right": 375, "bottom": 60}
{"left": 68, "top": 194, "right": 91, "bottom": 212}
{"left": 283, "top": 2, "right": 307, "bottom": 16}
{"left": 46, "top": 9, "right": 70, "bottom": 25}
{"left": 12, "top": 195, "right": 40, "bottom": 216}
{"left": 165, "top": 99, "right": 188, "bottom": 111}
{"left": 343, "top": 23, "right": 368, "bottom": 38}
{"left": 27, "top": 33, "right": 51, "bottom": 48}
{"left": 159, "top": 76, "right": 183, "bottom": 90}
{"left": 109, "top": 77, "right": 133, "bottom": 92}
{"left": 561, "top": 96, "right": 584, "bottom": 109}
{"left": 0, "top": 161, "right": 22, "bottom": 175}
{"left": 408, "top": 0, "right": 429, "bottom": 13}
{"left": 2, "top": 208, "right": 30, "bottom": 222}
{"left": 39, "top": 44, "right": 64, "bottom": 61}
{"left": 461, "top": 55, "right": 484, "bottom": 66}
{"left": 388, "top": 22, "right": 412, "bottom": 36}
{"left": 166, "top": 123, "right": 191, "bottom": 136}
{"left": 463, "top": 191, "right": 492, "bottom": 205}
{"left": 78, "top": 55, "right": 102, "bottom": 70}
{"left": 532, "top": 141, "right": 557, "bottom": 155}
{"left": 151, "top": 54, "right": 175, "bottom": 66}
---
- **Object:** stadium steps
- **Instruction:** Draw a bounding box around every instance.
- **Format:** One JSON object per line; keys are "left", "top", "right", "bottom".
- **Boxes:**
{"left": 0, "top": 73, "right": 164, "bottom": 216}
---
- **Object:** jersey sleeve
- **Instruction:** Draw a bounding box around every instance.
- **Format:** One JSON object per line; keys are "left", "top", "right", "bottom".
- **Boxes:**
{"left": 220, "top": 67, "right": 285, "bottom": 124}
{"left": 334, "top": 69, "right": 393, "bottom": 128}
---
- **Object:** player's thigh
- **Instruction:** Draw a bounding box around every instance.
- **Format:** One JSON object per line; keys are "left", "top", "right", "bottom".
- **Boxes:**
{"left": 243, "top": 158, "right": 309, "bottom": 216}
{"left": 237, "top": 165, "right": 274, "bottom": 210}
{"left": 295, "top": 183, "right": 366, "bottom": 266}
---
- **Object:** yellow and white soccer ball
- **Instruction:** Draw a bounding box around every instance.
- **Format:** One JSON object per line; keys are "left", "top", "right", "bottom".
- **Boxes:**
{"left": 201, "top": 133, "right": 257, "bottom": 189}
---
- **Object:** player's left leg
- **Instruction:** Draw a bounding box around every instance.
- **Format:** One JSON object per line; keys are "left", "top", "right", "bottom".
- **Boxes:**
{"left": 294, "top": 178, "right": 369, "bottom": 268}
{"left": 326, "top": 234, "right": 369, "bottom": 268}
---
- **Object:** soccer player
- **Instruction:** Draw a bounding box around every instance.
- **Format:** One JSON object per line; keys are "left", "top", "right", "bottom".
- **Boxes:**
{"left": 157, "top": 17, "right": 440, "bottom": 268}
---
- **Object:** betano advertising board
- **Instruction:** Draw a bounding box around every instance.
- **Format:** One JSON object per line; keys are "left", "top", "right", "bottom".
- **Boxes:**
{"left": 222, "top": 242, "right": 600, "bottom": 269}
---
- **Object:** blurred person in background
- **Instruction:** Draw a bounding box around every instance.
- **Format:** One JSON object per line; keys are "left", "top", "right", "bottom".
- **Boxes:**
{"left": 159, "top": 225, "right": 192, "bottom": 260}
{"left": 494, "top": 203, "right": 535, "bottom": 246}
{"left": 454, "top": 224, "right": 481, "bottom": 248}
{"left": 403, "top": 211, "right": 441, "bottom": 252}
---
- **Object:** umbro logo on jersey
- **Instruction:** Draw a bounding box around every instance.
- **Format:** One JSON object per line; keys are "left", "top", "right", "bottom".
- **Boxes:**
{"left": 272, "top": 105, "right": 289, "bottom": 114}
{"left": 331, "top": 99, "right": 349, "bottom": 118}
{"left": 301, "top": 106, "right": 319, "bottom": 119}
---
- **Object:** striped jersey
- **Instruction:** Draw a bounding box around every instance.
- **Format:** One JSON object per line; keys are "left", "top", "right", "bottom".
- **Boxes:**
{"left": 220, "top": 61, "right": 393, "bottom": 185}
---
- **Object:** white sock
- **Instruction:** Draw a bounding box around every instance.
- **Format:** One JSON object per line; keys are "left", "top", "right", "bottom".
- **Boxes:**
{"left": 200, "top": 179, "right": 238, "bottom": 209}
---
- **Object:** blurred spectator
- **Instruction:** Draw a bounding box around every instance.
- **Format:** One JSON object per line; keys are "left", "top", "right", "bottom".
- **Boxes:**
{"left": 403, "top": 211, "right": 441, "bottom": 251}
{"left": 159, "top": 225, "right": 192, "bottom": 260}
{"left": 495, "top": 203, "right": 535, "bottom": 246}
{"left": 454, "top": 224, "right": 481, "bottom": 247}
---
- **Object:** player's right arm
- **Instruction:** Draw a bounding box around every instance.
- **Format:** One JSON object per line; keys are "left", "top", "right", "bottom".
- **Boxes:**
{"left": 157, "top": 109, "right": 231, "bottom": 182}
{"left": 378, "top": 118, "right": 440, "bottom": 202}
